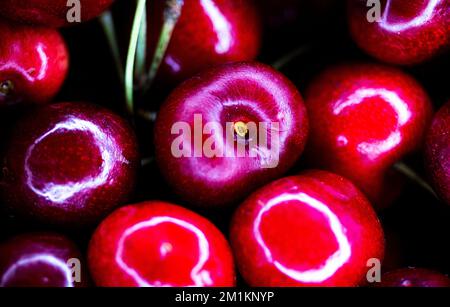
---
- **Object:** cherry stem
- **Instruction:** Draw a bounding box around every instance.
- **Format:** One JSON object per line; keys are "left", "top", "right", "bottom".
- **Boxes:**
{"left": 99, "top": 11, "right": 124, "bottom": 84}
{"left": 272, "top": 44, "right": 313, "bottom": 70}
{"left": 125, "top": 0, "right": 147, "bottom": 115}
{"left": 393, "top": 162, "right": 438, "bottom": 199}
{"left": 145, "top": 0, "right": 184, "bottom": 91}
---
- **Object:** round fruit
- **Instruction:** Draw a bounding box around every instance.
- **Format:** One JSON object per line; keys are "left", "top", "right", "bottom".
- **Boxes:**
{"left": 304, "top": 63, "right": 433, "bottom": 208}
{"left": 154, "top": 61, "right": 309, "bottom": 208}
{"left": 230, "top": 170, "right": 385, "bottom": 287}
{"left": 347, "top": 0, "right": 450, "bottom": 65}
{"left": 0, "top": 20, "right": 68, "bottom": 108}
{"left": 425, "top": 101, "right": 450, "bottom": 205}
{"left": 88, "top": 201, "right": 235, "bottom": 287}
{"left": 0, "top": 232, "right": 85, "bottom": 287}
{"left": 147, "top": 0, "right": 262, "bottom": 87}
{"left": 0, "top": 0, "right": 115, "bottom": 27}
{"left": 0, "top": 102, "right": 139, "bottom": 228}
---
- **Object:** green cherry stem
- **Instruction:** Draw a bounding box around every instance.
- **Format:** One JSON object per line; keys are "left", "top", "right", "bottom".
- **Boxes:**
{"left": 125, "top": 0, "right": 147, "bottom": 116}
{"left": 393, "top": 162, "right": 438, "bottom": 199}
{"left": 99, "top": 11, "right": 124, "bottom": 83}
{"left": 145, "top": 0, "right": 184, "bottom": 91}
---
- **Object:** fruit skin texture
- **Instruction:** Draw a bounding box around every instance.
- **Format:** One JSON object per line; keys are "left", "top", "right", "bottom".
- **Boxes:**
{"left": 304, "top": 63, "right": 433, "bottom": 209}
{"left": 154, "top": 62, "right": 309, "bottom": 208}
{"left": 0, "top": 102, "right": 139, "bottom": 228}
{"left": 0, "top": 20, "right": 68, "bottom": 108}
{"left": 88, "top": 201, "right": 236, "bottom": 287}
{"left": 0, "top": 233, "right": 86, "bottom": 287}
{"left": 425, "top": 101, "right": 450, "bottom": 205}
{"left": 148, "top": 0, "right": 261, "bottom": 87}
{"left": 230, "top": 170, "right": 385, "bottom": 287}
{"left": 377, "top": 268, "right": 450, "bottom": 287}
{"left": 0, "top": 0, "right": 115, "bottom": 27}
{"left": 347, "top": 0, "right": 450, "bottom": 65}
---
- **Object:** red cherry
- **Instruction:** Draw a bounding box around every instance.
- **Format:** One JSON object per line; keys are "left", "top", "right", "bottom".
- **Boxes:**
{"left": 230, "top": 170, "right": 385, "bottom": 287}
{"left": 148, "top": 0, "right": 261, "bottom": 87}
{"left": 304, "top": 63, "right": 433, "bottom": 208}
{"left": 0, "top": 20, "right": 68, "bottom": 108}
{"left": 377, "top": 268, "right": 450, "bottom": 287}
{"left": 0, "top": 102, "right": 139, "bottom": 228}
{"left": 0, "top": 0, "right": 115, "bottom": 27}
{"left": 154, "top": 62, "right": 309, "bottom": 208}
{"left": 88, "top": 201, "right": 235, "bottom": 287}
{"left": 347, "top": 0, "right": 450, "bottom": 65}
{"left": 0, "top": 233, "right": 86, "bottom": 287}
{"left": 425, "top": 101, "right": 450, "bottom": 205}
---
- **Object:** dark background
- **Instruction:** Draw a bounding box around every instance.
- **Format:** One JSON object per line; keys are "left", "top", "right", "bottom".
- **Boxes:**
{"left": 1, "top": 0, "right": 449, "bottom": 283}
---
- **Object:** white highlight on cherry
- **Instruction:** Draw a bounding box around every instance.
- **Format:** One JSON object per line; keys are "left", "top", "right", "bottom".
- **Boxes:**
{"left": 333, "top": 87, "right": 412, "bottom": 160}
{"left": 253, "top": 192, "right": 352, "bottom": 283}
{"left": 379, "top": 0, "right": 442, "bottom": 32}
{"left": 200, "top": 0, "right": 233, "bottom": 54}
{"left": 25, "top": 116, "right": 128, "bottom": 204}
{"left": 0, "top": 254, "right": 73, "bottom": 287}
{"left": 115, "top": 216, "right": 212, "bottom": 287}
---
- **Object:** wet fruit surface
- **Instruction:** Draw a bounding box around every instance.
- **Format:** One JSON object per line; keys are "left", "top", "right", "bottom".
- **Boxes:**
{"left": 304, "top": 63, "right": 433, "bottom": 208}
{"left": 88, "top": 201, "right": 236, "bottom": 287}
{"left": 154, "top": 62, "right": 308, "bottom": 208}
{"left": 0, "top": 102, "right": 139, "bottom": 228}
{"left": 230, "top": 170, "right": 385, "bottom": 287}
{"left": 0, "top": 20, "right": 68, "bottom": 108}
{"left": 0, "top": 232, "right": 85, "bottom": 287}
{"left": 347, "top": 0, "right": 450, "bottom": 65}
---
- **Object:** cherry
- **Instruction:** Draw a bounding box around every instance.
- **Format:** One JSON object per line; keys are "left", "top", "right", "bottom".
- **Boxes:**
{"left": 303, "top": 63, "right": 433, "bottom": 208}
{"left": 0, "top": 0, "right": 115, "bottom": 27}
{"left": 377, "top": 268, "right": 450, "bottom": 287}
{"left": 0, "top": 232, "right": 86, "bottom": 287}
{"left": 230, "top": 170, "right": 385, "bottom": 287}
{"left": 154, "top": 62, "right": 309, "bottom": 208}
{"left": 147, "top": 0, "right": 262, "bottom": 88}
{"left": 347, "top": 0, "right": 450, "bottom": 65}
{"left": 425, "top": 101, "right": 450, "bottom": 205}
{"left": 88, "top": 201, "right": 235, "bottom": 287}
{"left": 0, "top": 102, "right": 139, "bottom": 228}
{"left": 0, "top": 20, "right": 68, "bottom": 108}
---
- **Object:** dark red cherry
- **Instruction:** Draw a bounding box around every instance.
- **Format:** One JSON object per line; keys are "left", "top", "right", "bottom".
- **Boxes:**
{"left": 377, "top": 268, "right": 450, "bottom": 287}
{"left": 425, "top": 101, "right": 450, "bottom": 205}
{"left": 154, "top": 62, "right": 309, "bottom": 208}
{"left": 88, "top": 201, "right": 236, "bottom": 287}
{"left": 0, "top": 232, "right": 86, "bottom": 287}
{"left": 347, "top": 0, "right": 450, "bottom": 65}
{"left": 148, "top": 0, "right": 262, "bottom": 88}
{"left": 304, "top": 63, "right": 433, "bottom": 209}
{"left": 0, "top": 102, "right": 139, "bottom": 228}
{"left": 0, "top": 0, "right": 115, "bottom": 27}
{"left": 0, "top": 20, "right": 68, "bottom": 108}
{"left": 230, "top": 170, "right": 385, "bottom": 287}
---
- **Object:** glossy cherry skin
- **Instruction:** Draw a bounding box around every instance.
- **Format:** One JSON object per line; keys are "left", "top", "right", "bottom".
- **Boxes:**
{"left": 154, "top": 62, "right": 309, "bottom": 208}
{"left": 347, "top": 0, "right": 450, "bottom": 65}
{"left": 425, "top": 101, "right": 450, "bottom": 205}
{"left": 304, "top": 63, "right": 433, "bottom": 209}
{"left": 0, "top": 20, "right": 68, "bottom": 108}
{"left": 230, "top": 170, "right": 385, "bottom": 287}
{"left": 0, "top": 102, "right": 139, "bottom": 228}
{"left": 148, "top": 0, "right": 261, "bottom": 88}
{"left": 88, "top": 201, "right": 236, "bottom": 287}
{"left": 377, "top": 268, "right": 450, "bottom": 287}
{"left": 0, "top": 233, "right": 86, "bottom": 287}
{"left": 0, "top": 0, "right": 115, "bottom": 27}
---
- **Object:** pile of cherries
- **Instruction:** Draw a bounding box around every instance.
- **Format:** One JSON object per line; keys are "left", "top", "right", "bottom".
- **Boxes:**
{"left": 0, "top": 0, "right": 449, "bottom": 288}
